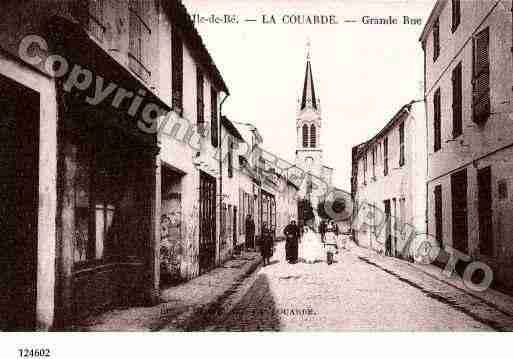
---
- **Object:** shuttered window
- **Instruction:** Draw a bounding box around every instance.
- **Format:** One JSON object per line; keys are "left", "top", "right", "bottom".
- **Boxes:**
{"left": 383, "top": 137, "right": 389, "bottom": 176}
{"left": 434, "top": 88, "right": 442, "bottom": 152}
{"left": 129, "top": 0, "right": 151, "bottom": 83}
{"left": 472, "top": 27, "right": 490, "bottom": 124}
{"left": 372, "top": 146, "right": 376, "bottom": 178}
{"left": 452, "top": 0, "right": 461, "bottom": 33}
{"left": 302, "top": 125, "right": 309, "bottom": 148}
{"left": 433, "top": 19, "right": 440, "bottom": 62}
{"left": 363, "top": 153, "right": 367, "bottom": 184}
{"left": 399, "top": 122, "right": 405, "bottom": 167}
{"left": 228, "top": 138, "right": 234, "bottom": 178}
{"left": 196, "top": 68, "right": 204, "bottom": 126}
{"left": 452, "top": 62, "right": 463, "bottom": 138}
{"left": 310, "top": 125, "right": 316, "bottom": 148}
{"left": 172, "top": 27, "right": 183, "bottom": 113}
{"left": 211, "top": 87, "right": 218, "bottom": 147}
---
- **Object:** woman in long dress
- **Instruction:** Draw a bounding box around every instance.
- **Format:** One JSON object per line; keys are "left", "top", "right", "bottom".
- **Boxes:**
{"left": 324, "top": 223, "right": 338, "bottom": 265}
{"left": 301, "top": 226, "right": 321, "bottom": 264}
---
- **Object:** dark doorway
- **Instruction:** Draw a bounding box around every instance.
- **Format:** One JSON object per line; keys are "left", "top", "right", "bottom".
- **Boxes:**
{"left": 0, "top": 75, "right": 40, "bottom": 330}
{"left": 434, "top": 185, "right": 443, "bottom": 246}
{"left": 160, "top": 166, "right": 184, "bottom": 286}
{"left": 478, "top": 166, "right": 493, "bottom": 256}
{"left": 451, "top": 169, "right": 469, "bottom": 253}
{"left": 384, "top": 200, "right": 391, "bottom": 256}
{"left": 199, "top": 171, "right": 216, "bottom": 274}
{"left": 233, "top": 206, "right": 237, "bottom": 250}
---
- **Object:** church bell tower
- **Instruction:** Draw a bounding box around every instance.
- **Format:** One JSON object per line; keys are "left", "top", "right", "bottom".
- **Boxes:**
{"left": 295, "top": 42, "right": 323, "bottom": 180}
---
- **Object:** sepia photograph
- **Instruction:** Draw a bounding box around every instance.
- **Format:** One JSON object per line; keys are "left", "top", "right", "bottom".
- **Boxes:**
{"left": 0, "top": 0, "right": 512, "bottom": 354}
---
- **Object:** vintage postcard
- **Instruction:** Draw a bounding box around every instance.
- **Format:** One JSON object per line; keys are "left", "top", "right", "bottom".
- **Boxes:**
{"left": 0, "top": 0, "right": 512, "bottom": 356}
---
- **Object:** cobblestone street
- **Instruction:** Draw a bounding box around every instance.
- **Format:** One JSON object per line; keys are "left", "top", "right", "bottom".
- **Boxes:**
{"left": 198, "top": 236, "right": 513, "bottom": 331}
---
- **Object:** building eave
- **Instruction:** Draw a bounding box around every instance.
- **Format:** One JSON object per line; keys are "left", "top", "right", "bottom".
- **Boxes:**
{"left": 221, "top": 115, "right": 244, "bottom": 141}
{"left": 164, "top": 1, "right": 229, "bottom": 94}
{"left": 419, "top": 0, "right": 448, "bottom": 46}
{"left": 357, "top": 101, "right": 417, "bottom": 159}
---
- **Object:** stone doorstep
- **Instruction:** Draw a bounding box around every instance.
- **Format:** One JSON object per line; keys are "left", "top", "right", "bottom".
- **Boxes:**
{"left": 71, "top": 252, "right": 262, "bottom": 331}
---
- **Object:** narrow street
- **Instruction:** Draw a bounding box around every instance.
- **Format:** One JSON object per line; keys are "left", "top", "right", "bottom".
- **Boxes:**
{"left": 193, "top": 236, "right": 513, "bottom": 331}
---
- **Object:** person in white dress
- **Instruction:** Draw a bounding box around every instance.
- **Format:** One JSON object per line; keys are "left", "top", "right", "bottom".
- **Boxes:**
{"left": 301, "top": 226, "right": 322, "bottom": 264}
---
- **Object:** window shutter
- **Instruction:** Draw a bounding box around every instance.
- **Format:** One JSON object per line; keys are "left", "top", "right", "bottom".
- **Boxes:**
{"left": 172, "top": 27, "right": 183, "bottom": 113}
{"left": 196, "top": 69, "right": 204, "bottom": 126}
{"left": 433, "top": 19, "right": 440, "bottom": 62}
{"left": 472, "top": 28, "right": 490, "bottom": 123}
{"left": 434, "top": 88, "right": 442, "bottom": 151}
{"left": 211, "top": 87, "right": 218, "bottom": 147}
{"left": 452, "top": 63, "right": 463, "bottom": 137}
{"left": 383, "top": 137, "right": 389, "bottom": 176}
{"left": 452, "top": 0, "right": 461, "bottom": 32}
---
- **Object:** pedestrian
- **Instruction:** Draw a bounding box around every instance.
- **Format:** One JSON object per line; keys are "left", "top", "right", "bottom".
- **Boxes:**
{"left": 245, "top": 214, "right": 255, "bottom": 250}
{"left": 301, "top": 226, "right": 322, "bottom": 264}
{"left": 324, "top": 222, "right": 337, "bottom": 265}
{"left": 284, "top": 219, "right": 300, "bottom": 264}
{"left": 385, "top": 234, "right": 392, "bottom": 256}
{"left": 260, "top": 223, "right": 273, "bottom": 266}
{"left": 319, "top": 219, "right": 327, "bottom": 243}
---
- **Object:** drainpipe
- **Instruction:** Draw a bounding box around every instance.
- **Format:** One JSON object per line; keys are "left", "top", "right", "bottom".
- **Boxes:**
{"left": 218, "top": 92, "right": 229, "bottom": 263}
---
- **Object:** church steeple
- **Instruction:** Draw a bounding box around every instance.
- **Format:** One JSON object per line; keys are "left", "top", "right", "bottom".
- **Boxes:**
{"left": 300, "top": 41, "right": 318, "bottom": 111}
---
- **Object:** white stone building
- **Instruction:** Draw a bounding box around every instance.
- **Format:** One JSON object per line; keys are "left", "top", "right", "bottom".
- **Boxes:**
{"left": 352, "top": 102, "right": 427, "bottom": 257}
{"left": 420, "top": 0, "right": 513, "bottom": 290}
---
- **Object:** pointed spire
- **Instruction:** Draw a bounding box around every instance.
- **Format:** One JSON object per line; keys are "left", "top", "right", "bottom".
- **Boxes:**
{"left": 301, "top": 40, "right": 318, "bottom": 111}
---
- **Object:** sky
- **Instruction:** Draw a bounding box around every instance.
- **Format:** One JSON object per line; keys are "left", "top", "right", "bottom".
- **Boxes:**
{"left": 181, "top": 0, "right": 436, "bottom": 190}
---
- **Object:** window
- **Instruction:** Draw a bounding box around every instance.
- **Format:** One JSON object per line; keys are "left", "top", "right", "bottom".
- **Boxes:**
{"left": 221, "top": 203, "right": 227, "bottom": 241}
{"left": 129, "top": 0, "right": 151, "bottom": 82}
{"left": 363, "top": 153, "right": 367, "bottom": 184}
{"left": 74, "top": 145, "right": 92, "bottom": 263}
{"left": 452, "top": 0, "right": 461, "bottom": 33}
{"left": 371, "top": 146, "right": 376, "bottom": 178}
{"left": 383, "top": 137, "right": 389, "bottom": 176}
{"left": 478, "top": 166, "right": 493, "bottom": 255}
{"left": 434, "top": 185, "right": 443, "bottom": 245}
{"left": 227, "top": 205, "right": 232, "bottom": 243}
{"left": 171, "top": 26, "right": 183, "bottom": 112}
{"left": 302, "top": 124, "right": 309, "bottom": 148}
{"left": 73, "top": 0, "right": 106, "bottom": 42}
{"left": 196, "top": 68, "right": 204, "bottom": 126}
{"left": 310, "top": 124, "right": 316, "bottom": 148}
{"left": 498, "top": 180, "right": 508, "bottom": 200}
{"left": 239, "top": 189, "right": 244, "bottom": 235}
{"left": 239, "top": 190, "right": 253, "bottom": 235}
{"left": 472, "top": 27, "right": 490, "bottom": 124}
{"left": 452, "top": 62, "right": 463, "bottom": 138}
{"left": 228, "top": 138, "right": 234, "bottom": 178}
{"left": 399, "top": 122, "right": 405, "bottom": 167}
{"left": 211, "top": 87, "right": 218, "bottom": 147}
{"left": 433, "top": 19, "right": 440, "bottom": 62}
{"left": 74, "top": 143, "right": 124, "bottom": 264}
{"left": 434, "top": 88, "right": 442, "bottom": 152}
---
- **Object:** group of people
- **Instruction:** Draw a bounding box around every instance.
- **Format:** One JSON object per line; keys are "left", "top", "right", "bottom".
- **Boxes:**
{"left": 258, "top": 218, "right": 345, "bottom": 266}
